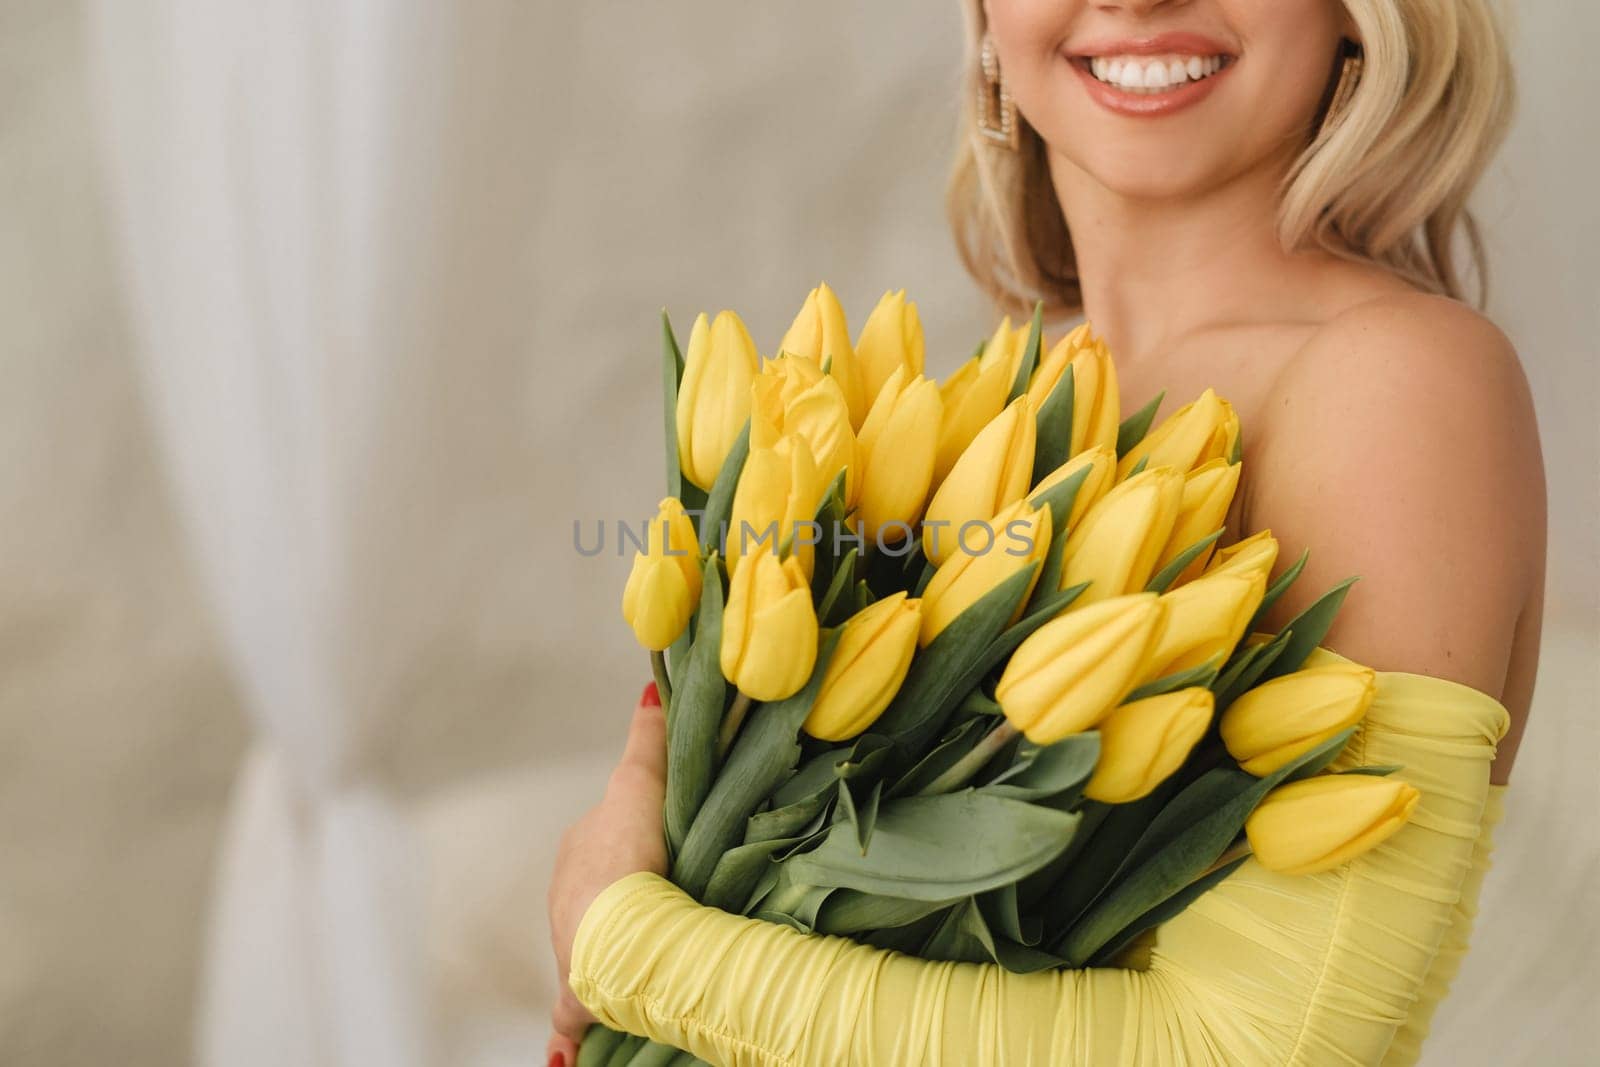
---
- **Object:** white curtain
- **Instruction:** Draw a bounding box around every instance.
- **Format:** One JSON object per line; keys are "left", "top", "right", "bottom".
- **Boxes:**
{"left": 84, "top": 3, "right": 476, "bottom": 1063}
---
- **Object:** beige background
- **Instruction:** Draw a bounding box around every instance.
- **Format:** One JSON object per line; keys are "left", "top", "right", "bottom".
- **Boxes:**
{"left": 1, "top": 1, "right": 1595, "bottom": 1064}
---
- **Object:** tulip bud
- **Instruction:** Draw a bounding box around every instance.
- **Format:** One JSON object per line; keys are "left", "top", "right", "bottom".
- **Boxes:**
{"left": 750, "top": 355, "right": 859, "bottom": 507}
{"left": 855, "top": 366, "right": 943, "bottom": 545}
{"left": 1117, "top": 387, "right": 1240, "bottom": 480}
{"left": 1029, "top": 445, "right": 1117, "bottom": 533}
{"left": 1220, "top": 663, "right": 1377, "bottom": 776}
{"left": 935, "top": 355, "right": 1012, "bottom": 486}
{"left": 1027, "top": 329, "right": 1121, "bottom": 458}
{"left": 778, "top": 282, "right": 868, "bottom": 428}
{"left": 803, "top": 592, "right": 923, "bottom": 741}
{"left": 977, "top": 315, "right": 1030, "bottom": 385}
{"left": 995, "top": 593, "right": 1167, "bottom": 743}
{"left": 620, "top": 497, "right": 703, "bottom": 650}
{"left": 919, "top": 497, "right": 1051, "bottom": 647}
{"left": 726, "top": 435, "right": 826, "bottom": 576}
{"left": 1156, "top": 458, "right": 1242, "bottom": 586}
{"left": 1143, "top": 568, "right": 1266, "bottom": 679}
{"left": 1245, "top": 774, "right": 1420, "bottom": 875}
{"left": 854, "top": 289, "right": 926, "bottom": 412}
{"left": 676, "top": 311, "right": 760, "bottom": 491}
{"left": 1205, "top": 529, "right": 1279, "bottom": 584}
{"left": 1083, "top": 687, "right": 1214, "bottom": 803}
{"left": 1058, "top": 465, "right": 1184, "bottom": 605}
{"left": 923, "top": 396, "right": 1036, "bottom": 565}
{"left": 720, "top": 548, "right": 819, "bottom": 701}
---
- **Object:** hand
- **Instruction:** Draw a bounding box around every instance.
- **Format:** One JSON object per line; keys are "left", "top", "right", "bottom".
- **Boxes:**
{"left": 546, "top": 682, "right": 669, "bottom": 1065}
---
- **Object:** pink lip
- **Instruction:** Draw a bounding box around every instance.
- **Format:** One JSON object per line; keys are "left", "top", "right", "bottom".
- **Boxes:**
{"left": 1064, "top": 35, "right": 1237, "bottom": 118}
{"left": 1069, "top": 32, "right": 1235, "bottom": 58}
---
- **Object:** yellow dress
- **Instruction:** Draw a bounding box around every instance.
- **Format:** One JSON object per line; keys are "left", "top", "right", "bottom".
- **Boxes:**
{"left": 570, "top": 648, "right": 1510, "bottom": 1067}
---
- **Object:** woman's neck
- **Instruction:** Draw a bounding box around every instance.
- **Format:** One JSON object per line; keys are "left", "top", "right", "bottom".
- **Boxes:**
{"left": 1050, "top": 148, "right": 1321, "bottom": 368}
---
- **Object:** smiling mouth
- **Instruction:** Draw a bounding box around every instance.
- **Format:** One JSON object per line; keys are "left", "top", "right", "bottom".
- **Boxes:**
{"left": 1075, "top": 53, "right": 1235, "bottom": 94}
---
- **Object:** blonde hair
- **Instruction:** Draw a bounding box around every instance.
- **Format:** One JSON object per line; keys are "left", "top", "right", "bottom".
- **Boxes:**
{"left": 949, "top": 0, "right": 1515, "bottom": 317}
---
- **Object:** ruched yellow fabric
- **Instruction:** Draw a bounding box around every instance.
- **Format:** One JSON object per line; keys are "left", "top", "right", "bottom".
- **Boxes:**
{"left": 570, "top": 647, "right": 1510, "bottom": 1067}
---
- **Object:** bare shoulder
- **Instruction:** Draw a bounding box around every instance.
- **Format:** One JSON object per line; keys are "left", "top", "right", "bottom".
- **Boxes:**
{"left": 1245, "top": 291, "right": 1546, "bottom": 695}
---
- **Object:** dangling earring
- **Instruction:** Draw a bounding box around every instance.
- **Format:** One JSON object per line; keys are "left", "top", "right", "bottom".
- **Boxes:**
{"left": 1317, "top": 39, "right": 1364, "bottom": 137}
{"left": 978, "top": 33, "right": 1019, "bottom": 150}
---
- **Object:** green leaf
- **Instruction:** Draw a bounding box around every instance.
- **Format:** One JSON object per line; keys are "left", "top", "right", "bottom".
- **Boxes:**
{"left": 1247, "top": 547, "right": 1309, "bottom": 635}
{"left": 1125, "top": 660, "right": 1220, "bottom": 703}
{"left": 1007, "top": 301, "right": 1044, "bottom": 404}
{"left": 805, "top": 469, "right": 850, "bottom": 598}
{"left": 1037, "top": 790, "right": 1175, "bottom": 944}
{"left": 813, "top": 889, "right": 956, "bottom": 935}
{"left": 702, "top": 824, "right": 821, "bottom": 913}
{"left": 1126, "top": 455, "right": 1149, "bottom": 477}
{"left": 887, "top": 716, "right": 990, "bottom": 798}
{"left": 663, "top": 558, "right": 728, "bottom": 856}
{"left": 872, "top": 565, "right": 1038, "bottom": 755}
{"left": 912, "top": 557, "right": 937, "bottom": 597}
{"left": 1031, "top": 362, "right": 1077, "bottom": 484}
{"left": 1229, "top": 429, "right": 1243, "bottom": 465}
{"left": 785, "top": 792, "right": 1079, "bottom": 901}
{"left": 981, "top": 733, "right": 1100, "bottom": 801}
{"left": 1144, "top": 529, "right": 1225, "bottom": 593}
{"left": 1338, "top": 764, "right": 1403, "bottom": 777}
{"left": 1086, "top": 855, "right": 1248, "bottom": 967}
{"left": 1017, "top": 800, "right": 1108, "bottom": 910}
{"left": 817, "top": 548, "right": 860, "bottom": 627}
{"left": 1058, "top": 727, "right": 1356, "bottom": 965}
{"left": 1025, "top": 466, "right": 1091, "bottom": 613}
{"left": 1116, "top": 391, "right": 1164, "bottom": 458}
{"left": 697, "top": 421, "right": 751, "bottom": 555}
{"left": 1257, "top": 576, "right": 1358, "bottom": 681}
{"left": 661, "top": 312, "right": 685, "bottom": 500}
{"left": 1215, "top": 631, "right": 1292, "bottom": 709}
{"left": 672, "top": 629, "right": 840, "bottom": 897}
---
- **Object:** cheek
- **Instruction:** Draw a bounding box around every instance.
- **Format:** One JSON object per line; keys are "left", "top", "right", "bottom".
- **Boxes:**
{"left": 983, "top": 0, "right": 1080, "bottom": 111}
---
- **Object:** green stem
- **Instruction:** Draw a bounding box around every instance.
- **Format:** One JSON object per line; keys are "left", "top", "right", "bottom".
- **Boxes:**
{"left": 919, "top": 722, "right": 1020, "bottom": 795}
{"left": 650, "top": 649, "right": 673, "bottom": 708}
{"left": 716, "top": 692, "right": 755, "bottom": 760}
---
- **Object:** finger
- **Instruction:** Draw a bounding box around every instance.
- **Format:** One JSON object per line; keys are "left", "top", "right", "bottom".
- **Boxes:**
{"left": 551, "top": 990, "right": 594, "bottom": 1045}
{"left": 545, "top": 1032, "right": 581, "bottom": 1067}
{"left": 618, "top": 682, "right": 667, "bottom": 775}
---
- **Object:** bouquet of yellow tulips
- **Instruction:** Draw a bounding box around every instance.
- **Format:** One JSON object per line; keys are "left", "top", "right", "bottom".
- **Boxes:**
{"left": 584, "top": 284, "right": 1418, "bottom": 1066}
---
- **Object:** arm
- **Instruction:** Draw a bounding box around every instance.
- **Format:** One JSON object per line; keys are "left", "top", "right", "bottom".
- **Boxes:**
{"left": 569, "top": 662, "right": 1509, "bottom": 1067}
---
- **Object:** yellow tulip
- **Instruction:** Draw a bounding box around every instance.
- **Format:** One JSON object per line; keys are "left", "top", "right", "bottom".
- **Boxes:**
{"left": 934, "top": 354, "right": 1012, "bottom": 486}
{"left": 1205, "top": 529, "right": 1280, "bottom": 585}
{"left": 922, "top": 396, "right": 1036, "bottom": 565}
{"left": 803, "top": 592, "right": 922, "bottom": 741}
{"left": 1117, "top": 387, "right": 1239, "bottom": 480}
{"left": 676, "top": 310, "right": 760, "bottom": 490}
{"left": 1027, "top": 329, "right": 1121, "bottom": 457}
{"left": 1220, "top": 663, "right": 1377, "bottom": 776}
{"left": 1245, "top": 774, "right": 1420, "bottom": 875}
{"left": 977, "top": 315, "right": 1030, "bottom": 385}
{"left": 778, "top": 282, "right": 868, "bottom": 429}
{"left": 919, "top": 497, "right": 1051, "bottom": 647}
{"left": 726, "top": 435, "right": 826, "bottom": 576}
{"left": 855, "top": 366, "right": 942, "bottom": 546}
{"left": 1058, "top": 465, "right": 1184, "bottom": 605}
{"left": 854, "top": 289, "right": 926, "bottom": 412}
{"left": 1157, "top": 458, "right": 1242, "bottom": 587}
{"left": 620, "top": 497, "right": 702, "bottom": 650}
{"left": 995, "top": 593, "right": 1167, "bottom": 744}
{"left": 720, "top": 548, "right": 819, "bottom": 701}
{"left": 1029, "top": 445, "right": 1117, "bottom": 533}
{"left": 1143, "top": 568, "right": 1266, "bottom": 679}
{"left": 750, "top": 355, "right": 859, "bottom": 507}
{"left": 1083, "top": 687, "right": 1214, "bottom": 803}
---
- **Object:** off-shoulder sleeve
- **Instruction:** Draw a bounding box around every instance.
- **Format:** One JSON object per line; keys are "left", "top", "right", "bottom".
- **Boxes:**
{"left": 569, "top": 651, "right": 1509, "bottom": 1067}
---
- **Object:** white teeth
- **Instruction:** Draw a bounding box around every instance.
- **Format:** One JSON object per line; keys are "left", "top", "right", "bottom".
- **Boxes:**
{"left": 1087, "top": 53, "right": 1227, "bottom": 93}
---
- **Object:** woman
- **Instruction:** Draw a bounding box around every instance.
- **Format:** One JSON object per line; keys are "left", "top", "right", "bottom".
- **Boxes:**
{"left": 546, "top": 0, "right": 1545, "bottom": 1063}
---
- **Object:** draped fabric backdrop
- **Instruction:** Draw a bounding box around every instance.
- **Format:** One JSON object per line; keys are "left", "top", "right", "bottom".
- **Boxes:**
{"left": 4, "top": 0, "right": 1580, "bottom": 1064}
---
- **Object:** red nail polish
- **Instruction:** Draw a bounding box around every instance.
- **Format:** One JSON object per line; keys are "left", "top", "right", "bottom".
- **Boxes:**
{"left": 548, "top": 1053, "right": 566, "bottom": 1067}
{"left": 641, "top": 681, "right": 661, "bottom": 707}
